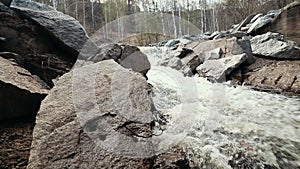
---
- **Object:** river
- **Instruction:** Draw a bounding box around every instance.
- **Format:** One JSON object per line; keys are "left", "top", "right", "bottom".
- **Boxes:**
{"left": 140, "top": 46, "right": 300, "bottom": 168}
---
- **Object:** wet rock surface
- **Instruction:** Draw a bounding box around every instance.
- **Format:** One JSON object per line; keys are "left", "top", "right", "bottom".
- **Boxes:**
{"left": 151, "top": 2, "right": 300, "bottom": 96}
{"left": 0, "top": 1, "right": 300, "bottom": 169}
{"left": 243, "top": 57, "right": 300, "bottom": 95}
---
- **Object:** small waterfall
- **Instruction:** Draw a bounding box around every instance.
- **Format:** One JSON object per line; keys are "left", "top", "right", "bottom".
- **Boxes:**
{"left": 141, "top": 46, "right": 300, "bottom": 168}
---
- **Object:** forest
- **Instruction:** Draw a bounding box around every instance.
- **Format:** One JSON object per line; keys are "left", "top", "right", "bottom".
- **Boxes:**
{"left": 33, "top": 0, "right": 295, "bottom": 44}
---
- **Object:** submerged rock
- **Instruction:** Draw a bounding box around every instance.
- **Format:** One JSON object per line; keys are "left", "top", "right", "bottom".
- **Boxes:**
{"left": 159, "top": 55, "right": 183, "bottom": 70}
{"left": 0, "top": 57, "right": 48, "bottom": 120}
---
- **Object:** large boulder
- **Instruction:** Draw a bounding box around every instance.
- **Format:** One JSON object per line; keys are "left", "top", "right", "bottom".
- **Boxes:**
{"left": 196, "top": 54, "right": 248, "bottom": 82}
{"left": 0, "top": 0, "right": 87, "bottom": 86}
{"left": 11, "top": 0, "right": 89, "bottom": 54}
{"left": 27, "top": 60, "right": 190, "bottom": 168}
{"left": 0, "top": 57, "right": 48, "bottom": 120}
{"left": 187, "top": 37, "right": 254, "bottom": 64}
{"left": 251, "top": 32, "right": 300, "bottom": 59}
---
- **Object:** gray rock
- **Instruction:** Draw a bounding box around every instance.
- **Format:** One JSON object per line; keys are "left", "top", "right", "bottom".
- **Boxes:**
{"left": 169, "top": 57, "right": 183, "bottom": 68}
{"left": 247, "top": 17, "right": 272, "bottom": 35}
{"left": 233, "top": 39, "right": 255, "bottom": 64}
{"left": 204, "top": 48, "right": 223, "bottom": 61}
{"left": 158, "top": 54, "right": 183, "bottom": 70}
{"left": 209, "top": 31, "right": 220, "bottom": 40}
{"left": 266, "top": 9, "right": 281, "bottom": 18}
{"left": 85, "top": 43, "right": 122, "bottom": 62}
{"left": 241, "top": 25, "right": 251, "bottom": 32}
{"left": 196, "top": 54, "right": 248, "bottom": 82}
{"left": 231, "top": 14, "right": 256, "bottom": 33}
{"left": 250, "top": 32, "right": 300, "bottom": 59}
{"left": 0, "top": 1, "right": 79, "bottom": 87}
{"left": 180, "top": 52, "right": 203, "bottom": 76}
{"left": 119, "top": 45, "right": 151, "bottom": 76}
{"left": 165, "top": 39, "right": 180, "bottom": 47}
{"left": 188, "top": 37, "right": 253, "bottom": 64}
{"left": 247, "top": 10, "right": 281, "bottom": 35}
{"left": 174, "top": 47, "right": 193, "bottom": 59}
{"left": 250, "top": 14, "right": 263, "bottom": 24}
{"left": 167, "top": 56, "right": 183, "bottom": 70}
{"left": 0, "top": 57, "right": 48, "bottom": 120}
{"left": 78, "top": 43, "right": 150, "bottom": 76}
{"left": 11, "top": 0, "right": 89, "bottom": 54}
{"left": 178, "top": 38, "right": 192, "bottom": 45}
{"left": 158, "top": 48, "right": 195, "bottom": 73}
{"left": 229, "top": 31, "right": 247, "bottom": 38}
{"left": 27, "top": 60, "right": 190, "bottom": 169}
{"left": 213, "top": 31, "right": 228, "bottom": 40}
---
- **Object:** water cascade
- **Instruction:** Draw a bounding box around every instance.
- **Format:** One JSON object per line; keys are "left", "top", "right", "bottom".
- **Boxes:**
{"left": 140, "top": 46, "right": 300, "bottom": 168}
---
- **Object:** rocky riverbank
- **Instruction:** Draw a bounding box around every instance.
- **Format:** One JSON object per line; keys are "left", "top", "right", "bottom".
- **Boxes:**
{"left": 0, "top": 0, "right": 299, "bottom": 169}
{"left": 150, "top": 1, "right": 300, "bottom": 96}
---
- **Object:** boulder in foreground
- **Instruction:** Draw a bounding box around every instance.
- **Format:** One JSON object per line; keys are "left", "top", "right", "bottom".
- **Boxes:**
{"left": 27, "top": 60, "right": 190, "bottom": 168}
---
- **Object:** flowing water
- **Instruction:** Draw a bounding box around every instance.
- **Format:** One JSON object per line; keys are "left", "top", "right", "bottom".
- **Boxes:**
{"left": 140, "top": 46, "right": 300, "bottom": 168}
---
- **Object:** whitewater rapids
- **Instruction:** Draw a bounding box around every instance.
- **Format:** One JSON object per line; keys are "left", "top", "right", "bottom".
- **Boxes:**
{"left": 140, "top": 46, "right": 300, "bottom": 168}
